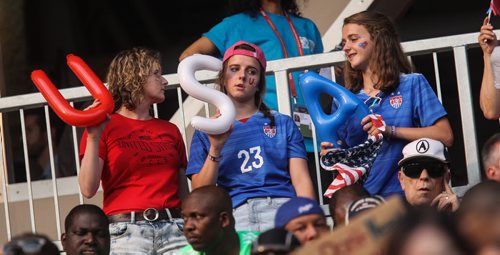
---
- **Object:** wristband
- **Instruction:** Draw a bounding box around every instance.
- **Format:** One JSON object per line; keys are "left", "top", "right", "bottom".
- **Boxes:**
{"left": 390, "top": 126, "right": 396, "bottom": 139}
{"left": 208, "top": 154, "right": 222, "bottom": 162}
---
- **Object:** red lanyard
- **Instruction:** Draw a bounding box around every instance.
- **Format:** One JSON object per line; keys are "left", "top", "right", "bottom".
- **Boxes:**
{"left": 260, "top": 9, "right": 304, "bottom": 99}
{"left": 260, "top": 9, "right": 304, "bottom": 57}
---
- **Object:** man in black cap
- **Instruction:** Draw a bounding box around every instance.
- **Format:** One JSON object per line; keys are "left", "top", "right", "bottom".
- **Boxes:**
{"left": 397, "top": 138, "right": 459, "bottom": 213}
{"left": 251, "top": 228, "right": 300, "bottom": 255}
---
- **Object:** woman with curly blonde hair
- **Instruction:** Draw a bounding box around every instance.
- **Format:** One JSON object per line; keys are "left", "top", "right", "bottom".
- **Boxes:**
{"left": 321, "top": 11, "right": 453, "bottom": 198}
{"left": 79, "top": 47, "right": 188, "bottom": 254}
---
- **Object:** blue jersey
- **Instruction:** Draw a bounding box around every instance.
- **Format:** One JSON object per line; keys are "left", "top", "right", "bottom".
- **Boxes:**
{"left": 186, "top": 111, "right": 307, "bottom": 208}
{"left": 204, "top": 11, "right": 323, "bottom": 152}
{"left": 334, "top": 73, "right": 448, "bottom": 197}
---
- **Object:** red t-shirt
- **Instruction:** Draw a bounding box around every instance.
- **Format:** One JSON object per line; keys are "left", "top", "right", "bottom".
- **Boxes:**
{"left": 80, "top": 114, "right": 187, "bottom": 215}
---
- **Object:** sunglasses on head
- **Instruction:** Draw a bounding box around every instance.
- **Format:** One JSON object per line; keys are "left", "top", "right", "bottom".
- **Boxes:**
{"left": 401, "top": 162, "right": 447, "bottom": 179}
{"left": 364, "top": 96, "right": 382, "bottom": 112}
{"left": 3, "top": 237, "right": 46, "bottom": 254}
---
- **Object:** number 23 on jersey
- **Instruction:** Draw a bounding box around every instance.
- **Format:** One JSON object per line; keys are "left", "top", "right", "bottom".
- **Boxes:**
{"left": 238, "top": 146, "right": 264, "bottom": 173}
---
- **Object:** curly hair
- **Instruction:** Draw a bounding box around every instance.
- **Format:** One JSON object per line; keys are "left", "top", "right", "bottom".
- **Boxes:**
{"left": 106, "top": 47, "right": 161, "bottom": 112}
{"left": 228, "top": 0, "right": 300, "bottom": 17}
{"left": 343, "top": 11, "right": 412, "bottom": 94}
{"left": 217, "top": 43, "right": 275, "bottom": 127}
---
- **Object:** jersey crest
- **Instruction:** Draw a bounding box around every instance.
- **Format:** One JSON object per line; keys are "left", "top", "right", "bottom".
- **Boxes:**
{"left": 263, "top": 123, "right": 276, "bottom": 138}
{"left": 389, "top": 95, "right": 403, "bottom": 109}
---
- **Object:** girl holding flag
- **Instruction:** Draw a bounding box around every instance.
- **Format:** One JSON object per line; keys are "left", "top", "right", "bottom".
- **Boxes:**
{"left": 321, "top": 11, "right": 454, "bottom": 198}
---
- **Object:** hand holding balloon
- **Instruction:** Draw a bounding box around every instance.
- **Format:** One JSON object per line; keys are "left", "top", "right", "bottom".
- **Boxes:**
{"left": 83, "top": 100, "right": 111, "bottom": 139}
{"left": 206, "top": 116, "right": 233, "bottom": 156}
{"left": 298, "top": 72, "right": 370, "bottom": 148}
{"left": 178, "top": 54, "right": 236, "bottom": 135}
{"left": 31, "top": 54, "right": 114, "bottom": 127}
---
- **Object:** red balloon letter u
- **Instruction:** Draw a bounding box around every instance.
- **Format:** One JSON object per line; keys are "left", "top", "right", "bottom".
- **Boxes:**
{"left": 31, "top": 54, "right": 114, "bottom": 127}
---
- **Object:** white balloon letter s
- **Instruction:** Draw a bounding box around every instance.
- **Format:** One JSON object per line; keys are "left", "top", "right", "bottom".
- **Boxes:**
{"left": 178, "top": 54, "right": 235, "bottom": 135}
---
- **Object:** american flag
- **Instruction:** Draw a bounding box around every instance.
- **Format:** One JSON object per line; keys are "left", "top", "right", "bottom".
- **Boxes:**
{"left": 321, "top": 133, "right": 383, "bottom": 198}
{"left": 488, "top": 0, "right": 500, "bottom": 17}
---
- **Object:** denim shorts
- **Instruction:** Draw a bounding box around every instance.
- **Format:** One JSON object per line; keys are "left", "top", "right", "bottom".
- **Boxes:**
{"left": 109, "top": 218, "right": 187, "bottom": 254}
{"left": 233, "top": 197, "right": 290, "bottom": 232}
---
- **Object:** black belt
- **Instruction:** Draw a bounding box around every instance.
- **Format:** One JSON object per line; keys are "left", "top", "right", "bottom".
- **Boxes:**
{"left": 108, "top": 208, "right": 182, "bottom": 223}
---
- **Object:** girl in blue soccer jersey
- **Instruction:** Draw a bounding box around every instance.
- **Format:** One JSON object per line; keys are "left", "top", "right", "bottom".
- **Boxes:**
{"left": 321, "top": 11, "right": 454, "bottom": 198}
{"left": 186, "top": 41, "right": 315, "bottom": 232}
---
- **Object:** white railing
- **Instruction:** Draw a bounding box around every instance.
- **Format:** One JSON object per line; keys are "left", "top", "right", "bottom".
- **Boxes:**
{"left": 0, "top": 30, "right": 491, "bottom": 244}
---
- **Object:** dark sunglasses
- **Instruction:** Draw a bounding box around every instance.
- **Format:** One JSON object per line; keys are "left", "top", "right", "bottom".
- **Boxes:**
{"left": 402, "top": 162, "right": 446, "bottom": 178}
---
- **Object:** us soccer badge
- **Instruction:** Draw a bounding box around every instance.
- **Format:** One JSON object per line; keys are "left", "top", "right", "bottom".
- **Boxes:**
{"left": 263, "top": 123, "right": 276, "bottom": 138}
{"left": 389, "top": 95, "right": 403, "bottom": 109}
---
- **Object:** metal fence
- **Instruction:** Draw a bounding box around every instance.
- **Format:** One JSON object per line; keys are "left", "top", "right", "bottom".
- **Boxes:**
{"left": 0, "top": 30, "right": 491, "bottom": 245}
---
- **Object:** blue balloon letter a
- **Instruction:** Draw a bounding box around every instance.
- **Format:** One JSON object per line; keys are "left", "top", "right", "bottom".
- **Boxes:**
{"left": 299, "top": 72, "right": 369, "bottom": 147}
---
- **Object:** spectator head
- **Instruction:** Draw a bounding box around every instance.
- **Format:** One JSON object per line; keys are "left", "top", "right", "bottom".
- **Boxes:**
{"left": 345, "top": 195, "right": 385, "bottom": 224}
{"left": 328, "top": 183, "right": 369, "bottom": 227}
{"left": 17, "top": 108, "right": 68, "bottom": 182}
{"left": 107, "top": 47, "right": 163, "bottom": 111}
{"left": 61, "top": 204, "right": 110, "bottom": 255}
{"left": 384, "top": 207, "right": 471, "bottom": 255}
{"left": 476, "top": 245, "right": 500, "bottom": 255}
{"left": 218, "top": 41, "right": 267, "bottom": 109}
{"left": 3, "top": 233, "right": 59, "bottom": 255}
{"left": 481, "top": 133, "right": 500, "bottom": 182}
{"left": 275, "top": 197, "right": 329, "bottom": 244}
{"left": 182, "top": 185, "right": 235, "bottom": 252}
{"left": 23, "top": 108, "right": 64, "bottom": 156}
{"left": 24, "top": 110, "right": 49, "bottom": 157}
{"left": 398, "top": 138, "right": 450, "bottom": 207}
{"left": 251, "top": 228, "right": 300, "bottom": 255}
{"left": 228, "top": 0, "right": 300, "bottom": 17}
{"left": 456, "top": 180, "right": 500, "bottom": 252}
{"left": 342, "top": 11, "right": 412, "bottom": 94}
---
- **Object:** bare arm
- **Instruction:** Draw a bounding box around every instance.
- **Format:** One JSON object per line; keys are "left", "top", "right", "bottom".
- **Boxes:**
{"left": 78, "top": 101, "right": 107, "bottom": 198}
{"left": 362, "top": 116, "right": 454, "bottom": 147}
{"left": 190, "top": 154, "right": 220, "bottom": 189}
{"left": 289, "top": 157, "right": 316, "bottom": 200}
{"left": 480, "top": 53, "right": 500, "bottom": 119}
{"left": 79, "top": 135, "right": 104, "bottom": 198}
{"left": 191, "top": 128, "right": 232, "bottom": 189}
{"left": 179, "top": 37, "right": 219, "bottom": 62}
{"left": 479, "top": 17, "right": 500, "bottom": 119}
{"left": 389, "top": 118, "right": 453, "bottom": 147}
